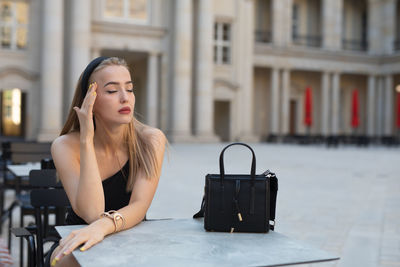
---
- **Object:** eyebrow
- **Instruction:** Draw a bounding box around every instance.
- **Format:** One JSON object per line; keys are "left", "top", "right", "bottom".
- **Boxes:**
{"left": 104, "top": 81, "right": 133, "bottom": 87}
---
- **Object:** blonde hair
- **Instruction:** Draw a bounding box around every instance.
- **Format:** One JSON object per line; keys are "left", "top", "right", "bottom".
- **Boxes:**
{"left": 61, "top": 57, "right": 159, "bottom": 191}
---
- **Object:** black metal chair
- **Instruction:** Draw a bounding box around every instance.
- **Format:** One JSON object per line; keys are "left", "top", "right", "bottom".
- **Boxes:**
{"left": 10, "top": 159, "right": 56, "bottom": 267}
{"left": 12, "top": 169, "right": 70, "bottom": 267}
{"left": 0, "top": 142, "right": 52, "bottom": 222}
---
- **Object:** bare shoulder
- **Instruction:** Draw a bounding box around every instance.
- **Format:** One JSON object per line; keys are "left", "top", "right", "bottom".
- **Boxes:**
{"left": 51, "top": 132, "right": 80, "bottom": 156}
{"left": 140, "top": 126, "right": 167, "bottom": 147}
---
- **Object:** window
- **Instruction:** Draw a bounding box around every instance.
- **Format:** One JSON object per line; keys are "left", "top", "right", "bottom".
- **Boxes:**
{"left": 292, "top": 4, "right": 299, "bottom": 38}
{"left": 214, "top": 22, "right": 231, "bottom": 65}
{"left": 0, "top": 1, "right": 28, "bottom": 50}
{"left": 2, "top": 88, "right": 22, "bottom": 136}
{"left": 103, "top": 0, "right": 149, "bottom": 23}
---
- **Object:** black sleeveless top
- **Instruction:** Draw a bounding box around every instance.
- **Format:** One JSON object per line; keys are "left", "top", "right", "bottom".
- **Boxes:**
{"left": 65, "top": 161, "right": 131, "bottom": 225}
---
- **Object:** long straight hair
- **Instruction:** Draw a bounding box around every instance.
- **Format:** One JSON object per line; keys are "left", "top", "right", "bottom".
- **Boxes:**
{"left": 61, "top": 57, "right": 159, "bottom": 191}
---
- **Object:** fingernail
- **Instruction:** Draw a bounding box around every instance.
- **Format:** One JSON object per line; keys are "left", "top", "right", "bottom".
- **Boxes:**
{"left": 63, "top": 251, "right": 68, "bottom": 255}
{"left": 51, "top": 258, "right": 58, "bottom": 267}
{"left": 80, "top": 247, "right": 86, "bottom": 252}
{"left": 93, "top": 92, "right": 96, "bottom": 96}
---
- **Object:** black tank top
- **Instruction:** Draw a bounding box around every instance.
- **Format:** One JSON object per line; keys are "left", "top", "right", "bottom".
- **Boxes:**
{"left": 65, "top": 161, "right": 131, "bottom": 225}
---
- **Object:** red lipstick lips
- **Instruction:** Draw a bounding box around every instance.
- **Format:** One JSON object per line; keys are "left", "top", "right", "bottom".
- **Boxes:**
{"left": 118, "top": 107, "right": 131, "bottom": 114}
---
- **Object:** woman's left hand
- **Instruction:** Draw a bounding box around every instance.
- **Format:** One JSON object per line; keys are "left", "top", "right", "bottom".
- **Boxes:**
{"left": 54, "top": 222, "right": 106, "bottom": 262}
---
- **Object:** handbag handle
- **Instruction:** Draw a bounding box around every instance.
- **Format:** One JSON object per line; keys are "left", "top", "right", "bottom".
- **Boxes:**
{"left": 219, "top": 142, "right": 256, "bottom": 183}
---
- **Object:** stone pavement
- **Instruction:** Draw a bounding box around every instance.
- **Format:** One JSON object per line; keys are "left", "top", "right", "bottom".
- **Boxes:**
{"left": 3, "top": 143, "right": 400, "bottom": 266}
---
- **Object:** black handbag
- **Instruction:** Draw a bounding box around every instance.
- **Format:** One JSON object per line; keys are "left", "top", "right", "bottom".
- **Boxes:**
{"left": 193, "top": 142, "right": 278, "bottom": 233}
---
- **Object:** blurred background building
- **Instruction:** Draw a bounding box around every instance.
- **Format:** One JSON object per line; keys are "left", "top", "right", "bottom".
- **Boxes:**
{"left": 0, "top": 0, "right": 399, "bottom": 143}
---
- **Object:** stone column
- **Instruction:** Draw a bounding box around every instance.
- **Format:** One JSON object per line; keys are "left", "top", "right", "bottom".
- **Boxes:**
{"left": 239, "top": 0, "right": 258, "bottom": 142}
{"left": 367, "top": 75, "right": 376, "bottom": 136}
{"left": 194, "top": 0, "right": 218, "bottom": 141}
{"left": 67, "top": 0, "right": 91, "bottom": 105}
{"left": 146, "top": 52, "right": 159, "bottom": 127}
{"left": 384, "top": 75, "right": 394, "bottom": 135}
{"left": 331, "top": 73, "right": 340, "bottom": 135}
{"left": 270, "top": 68, "right": 280, "bottom": 135}
{"left": 170, "top": 0, "right": 193, "bottom": 142}
{"left": 322, "top": 0, "right": 343, "bottom": 50}
{"left": 321, "top": 72, "right": 330, "bottom": 135}
{"left": 281, "top": 69, "right": 290, "bottom": 135}
{"left": 375, "top": 77, "right": 384, "bottom": 136}
{"left": 38, "top": 0, "right": 63, "bottom": 141}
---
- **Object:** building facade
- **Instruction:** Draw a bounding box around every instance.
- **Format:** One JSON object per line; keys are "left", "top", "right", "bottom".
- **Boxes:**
{"left": 0, "top": 0, "right": 399, "bottom": 142}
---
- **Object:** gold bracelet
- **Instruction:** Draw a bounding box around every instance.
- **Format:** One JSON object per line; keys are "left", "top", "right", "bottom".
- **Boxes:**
{"left": 100, "top": 210, "right": 126, "bottom": 233}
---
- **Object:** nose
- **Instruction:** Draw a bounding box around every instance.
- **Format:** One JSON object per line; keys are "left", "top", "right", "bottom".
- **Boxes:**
{"left": 119, "top": 90, "right": 129, "bottom": 103}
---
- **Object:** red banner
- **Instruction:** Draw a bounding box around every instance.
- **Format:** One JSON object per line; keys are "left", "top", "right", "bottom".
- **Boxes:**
{"left": 304, "top": 87, "right": 312, "bottom": 127}
{"left": 397, "top": 93, "right": 400, "bottom": 129}
{"left": 351, "top": 89, "right": 359, "bottom": 128}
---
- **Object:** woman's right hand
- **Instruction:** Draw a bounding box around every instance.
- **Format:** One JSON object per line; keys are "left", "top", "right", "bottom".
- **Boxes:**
{"left": 73, "top": 82, "right": 97, "bottom": 142}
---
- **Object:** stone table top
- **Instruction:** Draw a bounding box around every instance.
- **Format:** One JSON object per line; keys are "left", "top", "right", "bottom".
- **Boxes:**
{"left": 56, "top": 218, "right": 339, "bottom": 267}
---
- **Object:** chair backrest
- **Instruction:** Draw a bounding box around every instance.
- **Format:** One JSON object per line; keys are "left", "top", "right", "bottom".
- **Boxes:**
{"left": 29, "top": 169, "right": 69, "bottom": 209}
{"left": 28, "top": 169, "right": 61, "bottom": 188}
{"left": 30, "top": 189, "right": 69, "bottom": 208}
{"left": 29, "top": 169, "right": 70, "bottom": 267}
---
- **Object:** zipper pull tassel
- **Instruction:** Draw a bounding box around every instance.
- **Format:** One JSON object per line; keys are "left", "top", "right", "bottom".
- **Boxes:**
{"left": 234, "top": 199, "right": 243, "bottom": 222}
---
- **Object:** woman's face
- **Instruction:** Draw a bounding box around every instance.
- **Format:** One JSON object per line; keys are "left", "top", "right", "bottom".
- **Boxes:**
{"left": 91, "top": 65, "right": 135, "bottom": 126}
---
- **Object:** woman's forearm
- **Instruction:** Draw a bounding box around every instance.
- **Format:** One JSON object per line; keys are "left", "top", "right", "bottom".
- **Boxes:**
{"left": 97, "top": 201, "right": 148, "bottom": 237}
{"left": 75, "top": 140, "right": 105, "bottom": 223}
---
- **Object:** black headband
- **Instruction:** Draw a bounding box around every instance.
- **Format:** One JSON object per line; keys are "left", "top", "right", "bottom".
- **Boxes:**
{"left": 81, "top": 56, "right": 109, "bottom": 96}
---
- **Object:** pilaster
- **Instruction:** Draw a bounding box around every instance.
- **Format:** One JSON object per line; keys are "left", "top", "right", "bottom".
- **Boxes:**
{"left": 383, "top": 75, "right": 394, "bottom": 135}
{"left": 281, "top": 69, "right": 290, "bottom": 135}
{"left": 331, "top": 73, "right": 340, "bottom": 135}
{"left": 270, "top": 68, "right": 280, "bottom": 135}
{"left": 321, "top": 72, "right": 330, "bottom": 135}
{"left": 169, "top": 0, "right": 194, "bottom": 142}
{"left": 38, "top": 0, "right": 64, "bottom": 141}
{"left": 194, "top": 0, "right": 219, "bottom": 142}
{"left": 146, "top": 52, "right": 159, "bottom": 127}
{"left": 367, "top": 75, "right": 376, "bottom": 136}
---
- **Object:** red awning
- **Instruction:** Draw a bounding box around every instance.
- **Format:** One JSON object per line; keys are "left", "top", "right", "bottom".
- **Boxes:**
{"left": 304, "top": 87, "right": 312, "bottom": 127}
{"left": 351, "top": 89, "right": 359, "bottom": 128}
{"left": 397, "top": 93, "right": 400, "bottom": 129}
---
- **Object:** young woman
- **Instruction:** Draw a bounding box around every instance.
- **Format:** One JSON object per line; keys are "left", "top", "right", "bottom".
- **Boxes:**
{"left": 49, "top": 57, "right": 166, "bottom": 266}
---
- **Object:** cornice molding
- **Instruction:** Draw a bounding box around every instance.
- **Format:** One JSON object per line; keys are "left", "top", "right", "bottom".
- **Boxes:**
{"left": 254, "top": 44, "right": 382, "bottom": 65}
{"left": 92, "top": 21, "right": 167, "bottom": 39}
{"left": 0, "top": 66, "right": 39, "bottom": 81}
{"left": 214, "top": 78, "right": 239, "bottom": 90}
